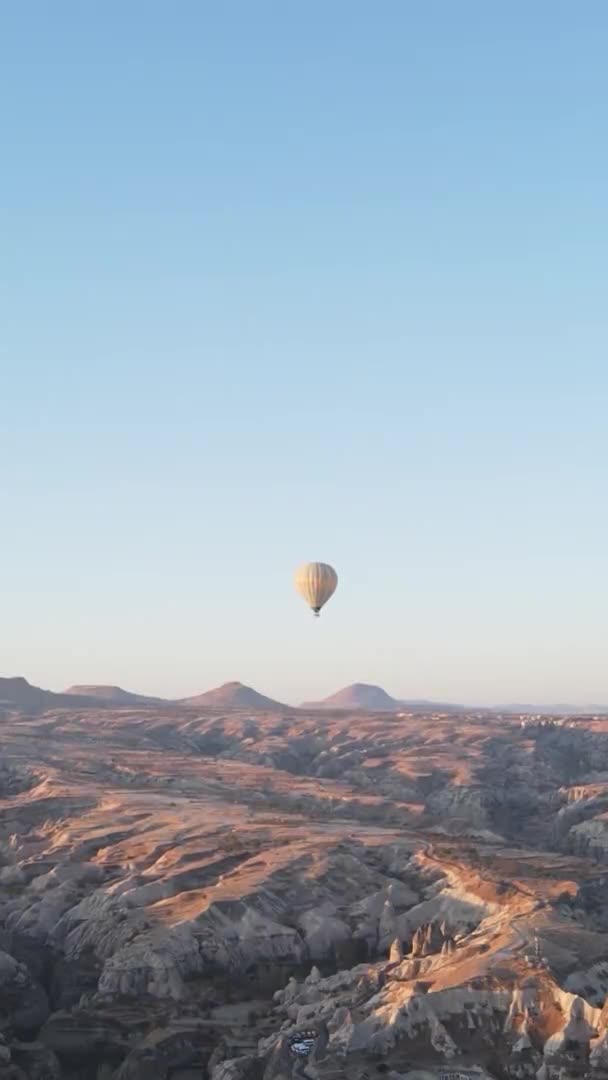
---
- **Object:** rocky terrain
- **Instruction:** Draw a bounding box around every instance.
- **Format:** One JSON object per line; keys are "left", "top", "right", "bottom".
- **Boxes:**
{"left": 2, "top": 695, "right": 608, "bottom": 1079}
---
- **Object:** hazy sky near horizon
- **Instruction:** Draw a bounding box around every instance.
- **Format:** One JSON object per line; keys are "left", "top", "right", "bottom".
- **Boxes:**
{"left": 2, "top": 2, "right": 608, "bottom": 705}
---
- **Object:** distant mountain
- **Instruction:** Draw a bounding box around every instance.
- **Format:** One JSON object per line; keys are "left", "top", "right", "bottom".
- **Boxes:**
{"left": 498, "top": 703, "right": 608, "bottom": 716}
{"left": 64, "top": 684, "right": 163, "bottom": 706}
{"left": 181, "top": 681, "right": 288, "bottom": 711}
{"left": 301, "top": 683, "right": 467, "bottom": 713}
{"left": 7, "top": 674, "right": 603, "bottom": 719}
{"left": 398, "top": 699, "right": 466, "bottom": 713}
{"left": 0, "top": 676, "right": 95, "bottom": 711}
{"left": 302, "top": 683, "right": 402, "bottom": 711}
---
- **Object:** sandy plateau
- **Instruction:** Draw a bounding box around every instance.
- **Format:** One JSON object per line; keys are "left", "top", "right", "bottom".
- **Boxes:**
{"left": 2, "top": 698, "right": 608, "bottom": 1080}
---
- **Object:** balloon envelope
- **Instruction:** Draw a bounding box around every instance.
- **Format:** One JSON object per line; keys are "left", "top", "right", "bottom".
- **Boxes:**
{"left": 294, "top": 562, "right": 338, "bottom": 615}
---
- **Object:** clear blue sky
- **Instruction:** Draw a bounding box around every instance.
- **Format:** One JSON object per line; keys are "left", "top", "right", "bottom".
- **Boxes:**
{"left": 2, "top": 1, "right": 607, "bottom": 705}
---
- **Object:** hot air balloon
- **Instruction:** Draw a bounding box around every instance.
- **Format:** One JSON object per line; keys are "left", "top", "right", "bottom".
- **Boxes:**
{"left": 294, "top": 562, "right": 338, "bottom": 617}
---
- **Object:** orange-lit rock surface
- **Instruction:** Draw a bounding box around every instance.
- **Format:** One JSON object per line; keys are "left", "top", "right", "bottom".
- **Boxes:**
{"left": 2, "top": 700, "right": 608, "bottom": 1078}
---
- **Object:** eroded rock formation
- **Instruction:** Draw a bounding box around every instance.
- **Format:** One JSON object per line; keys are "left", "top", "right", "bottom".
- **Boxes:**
{"left": 1, "top": 705, "right": 608, "bottom": 1076}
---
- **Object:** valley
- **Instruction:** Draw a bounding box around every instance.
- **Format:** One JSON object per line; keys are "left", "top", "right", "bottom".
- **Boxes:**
{"left": 1, "top": 697, "right": 608, "bottom": 1079}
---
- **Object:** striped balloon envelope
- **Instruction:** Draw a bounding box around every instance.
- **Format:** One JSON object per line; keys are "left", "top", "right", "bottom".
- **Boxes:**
{"left": 294, "top": 562, "right": 338, "bottom": 617}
